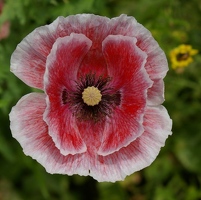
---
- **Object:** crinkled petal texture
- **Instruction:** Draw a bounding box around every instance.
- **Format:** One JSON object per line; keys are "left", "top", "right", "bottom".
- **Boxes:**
{"left": 10, "top": 93, "right": 171, "bottom": 182}
{"left": 44, "top": 33, "right": 92, "bottom": 156}
{"left": 10, "top": 14, "right": 172, "bottom": 182}
{"left": 98, "top": 35, "right": 152, "bottom": 155}
{"left": 11, "top": 14, "right": 168, "bottom": 95}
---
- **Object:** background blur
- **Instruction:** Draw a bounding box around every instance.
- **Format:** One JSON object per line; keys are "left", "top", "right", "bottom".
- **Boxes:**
{"left": 0, "top": 0, "right": 201, "bottom": 199}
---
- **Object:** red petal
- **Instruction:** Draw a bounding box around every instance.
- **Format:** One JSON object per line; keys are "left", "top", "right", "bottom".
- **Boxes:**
{"left": 9, "top": 93, "right": 90, "bottom": 176}
{"left": 88, "top": 106, "right": 172, "bottom": 182}
{"left": 138, "top": 36, "right": 168, "bottom": 105}
{"left": 98, "top": 35, "right": 153, "bottom": 156}
{"left": 9, "top": 93, "right": 50, "bottom": 155}
{"left": 10, "top": 22, "right": 61, "bottom": 89}
{"left": 108, "top": 15, "right": 168, "bottom": 105}
{"left": 56, "top": 15, "right": 111, "bottom": 77}
{"left": 57, "top": 14, "right": 168, "bottom": 105}
{"left": 9, "top": 94, "right": 171, "bottom": 182}
{"left": 134, "top": 23, "right": 168, "bottom": 105}
{"left": 44, "top": 33, "right": 92, "bottom": 156}
{"left": 56, "top": 14, "right": 110, "bottom": 47}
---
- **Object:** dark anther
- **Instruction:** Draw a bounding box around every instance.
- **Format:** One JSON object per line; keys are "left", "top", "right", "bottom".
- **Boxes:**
{"left": 61, "top": 73, "right": 121, "bottom": 122}
{"left": 62, "top": 89, "right": 68, "bottom": 104}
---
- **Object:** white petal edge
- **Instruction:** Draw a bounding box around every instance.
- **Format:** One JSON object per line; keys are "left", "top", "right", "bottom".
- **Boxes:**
{"left": 10, "top": 17, "right": 61, "bottom": 89}
{"left": 9, "top": 93, "right": 90, "bottom": 177}
{"left": 88, "top": 105, "right": 172, "bottom": 182}
{"left": 43, "top": 33, "right": 93, "bottom": 156}
{"left": 9, "top": 94, "right": 172, "bottom": 182}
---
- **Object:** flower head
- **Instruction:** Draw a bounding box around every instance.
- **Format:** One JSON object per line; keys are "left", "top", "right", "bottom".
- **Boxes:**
{"left": 9, "top": 14, "right": 172, "bottom": 182}
{"left": 170, "top": 44, "right": 198, "bottom": 70}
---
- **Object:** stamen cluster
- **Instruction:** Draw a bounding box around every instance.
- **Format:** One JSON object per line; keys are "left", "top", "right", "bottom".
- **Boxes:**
{"left": 62, "top": 73, "right": 121, "bottom": 122}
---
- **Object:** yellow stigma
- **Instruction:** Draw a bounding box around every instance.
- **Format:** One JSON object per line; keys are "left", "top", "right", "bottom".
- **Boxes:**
{"left": 82, "top": 86, "right": 102, "bottom": 106}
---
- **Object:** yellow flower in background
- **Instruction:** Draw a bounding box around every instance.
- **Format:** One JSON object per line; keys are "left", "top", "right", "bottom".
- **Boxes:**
{"left": 170, "top": 44, "right": 198, "bottom": 70}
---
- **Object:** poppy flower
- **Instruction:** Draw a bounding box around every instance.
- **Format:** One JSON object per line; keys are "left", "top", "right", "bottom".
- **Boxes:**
{"left": 170, "top": 44, "right": 198, "bottom": 70}
{"left": 9, "top": 14, "right": 172, "bottom": 182}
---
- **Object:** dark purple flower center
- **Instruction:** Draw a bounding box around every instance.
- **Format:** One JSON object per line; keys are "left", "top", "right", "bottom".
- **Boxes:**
{"left": 61, "top": 73, "right": 121, "bottom": 122}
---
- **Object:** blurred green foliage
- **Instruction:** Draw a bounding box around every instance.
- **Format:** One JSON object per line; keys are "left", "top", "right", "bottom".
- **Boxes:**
{"left": 0, "top": 0, "right": 201, "bottom": 199}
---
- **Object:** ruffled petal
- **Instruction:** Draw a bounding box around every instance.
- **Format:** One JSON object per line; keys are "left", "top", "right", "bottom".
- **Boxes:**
{"left": 109, "top": 14, "right": 168, "bottom": 78}
{"left": 137, "top": 30, "right": 168, "bottom": 105}
{"left": 10, "top": 13, "right": 168, "bottom": 104}
{"left": 9, "top": 93, "right": 48, "bottom": 155}
{"left": 44, "top": 33, "right": 92, "bottom": 156}
{"left": 9, "top": 95, "right": 171, "bottom": 182}
{"left": 10, "top": 19, "right": 61, "bottom": 89}
{"left": 55, "top": 14, "right": 110, "bottom": 47}
{"left": 108, "top": 14, "right": 168, "bottom": 105}
{"left": 63, "top": 14, "right": 168, "bottom": 105}
{"left": 9, "top": 93, "right": 90, "bottom": 177}
{"left": 98, "top": 35, "right": 153, "bottom": 156}
{"left": 9, "top": 14, "right": 171, "bottom": 183}
{"left": 55, "top": 14, "right": 111, "bottom": 77}
{"left": 147, "top": 79, "right": 164, "bottom": 105}
{"left": 88, "top": 105, "right": 172, "bottom": 182}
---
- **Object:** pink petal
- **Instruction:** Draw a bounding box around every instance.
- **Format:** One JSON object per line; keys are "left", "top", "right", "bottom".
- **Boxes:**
{"left": 55, "top": 14, "right": 110, "bottom": 47}
{"left": 10, "top": 13, "right": 168, "bottom": 99}
{"left": 55, "top": 15, "right": 112, "bottom": 77}
{"left": 57, "top": 14, "right": 168, "bottom": 105}
{"left": 9, "top": 14, "right": 171, "bottom": 182}
{"left": 44, "top": 33, "right": 92, "bottom": 156}
{"left": 9, "top": 93, "right": 90, "bottom": 177}
{"left": 138, "top": 35, "right": 168, "bottom": 105}
{"left": 98, "top": 35, "right": 153, "bottom": 156}
{"left": 88, "top": 106, "right": 172, "bottom": 182}
{"left": 9, "top": 14, "right": 109, "bottom": 89}
{"left": 109, "top": 14, "right": 168, "bottom": 78}
{"left": 9, "top": 93, "right": 49, "bottom": 155}
{"left": 147, "top": 79, "right": 164, "bottom": 105}
{"left": 10, "top": 19, "right": 60, "bottom": 89}
{"left": 108, "top": 14, "right": 168, "bottom": 105}
{"left": 9, "top": 94, "right": 172, "bottom": 182}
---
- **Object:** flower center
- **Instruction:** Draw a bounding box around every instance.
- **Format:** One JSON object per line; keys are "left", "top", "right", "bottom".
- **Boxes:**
{"left": 61, "top": 73, "right": 121, "bottom": 122}
{"left": 176, "top": 52, "right": 189, "bottom": 61}
{"left": 82, "top": 86, "right": 102, "bottom": 106}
